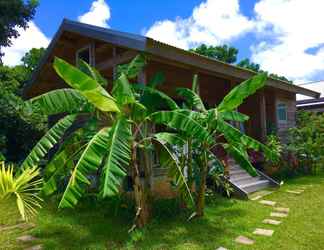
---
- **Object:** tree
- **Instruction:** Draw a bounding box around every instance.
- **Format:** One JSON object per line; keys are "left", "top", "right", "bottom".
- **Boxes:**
{"left": 0, "top": 0, "right": 38, "bottom": 62}
{"left": 190, "top": 44, "right": 238, "bottom": 64}
{"left": 0, "top": 48, "right": 46, "bottom": 162}
{"left": 21, "top": 47, "right": 45, "bottom": 72}
{"left": 22, "top": 55, "right": 195, "bottom": 228}
{"left": 237, "top": 58, "right": 261, "bottom": 72}
{"left": 152, "top": 74, "right": 278, "bottom": 216}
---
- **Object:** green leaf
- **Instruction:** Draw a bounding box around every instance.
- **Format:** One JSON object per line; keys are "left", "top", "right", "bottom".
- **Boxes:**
{"left": 26, "top": 89, "right": 92, "bottom": 115}
{"left": 117, "top": 54, "right": 146, "bottom": 79}
{"left": 78, "top": 59, "right": 108, "bottom": 87}
{"left": 217, "top": 119, "right": 277, "bottom": 161}
{"left": 21, "top": 115, "right": 77, "bottom": 169}
{"left": 54, "top": 57, "right": 119, "bottom": 112}
{"left": 219, "top": 110, "right": 249, "bottom": 122}
{"left": 148, "top": 71, "right": 165, "bottom": 88}
{"left": 218, "top": 73, "right": 267, "bottom": 112}
{"left": 101, "top": 118, "right": 132, "bottom": 197}
{"left": 59, "top": 127, "right": 111, "bottom": 208}
{"left": 112, "top": 73, "right": 136, "bottom": 105}
{"left": 154, "top": 132, "right": 186, "bottom": 146}
{"left": 133, "top": 84, "right": 179, "bottom": 112}
{"left": 224, "top": 144, "right": 257, "bottom": 176}
{"left": 176, "top": 88, "right": 206, "bottom": 112}
{"left": 150, "top": 110, "right": 210, "bottom": 142}
{"left": 153, "top": 138, "right": 194, "bottom": 204}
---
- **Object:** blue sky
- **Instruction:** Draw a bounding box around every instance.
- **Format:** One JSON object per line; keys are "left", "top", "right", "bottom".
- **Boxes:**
{"left": 3, "top": 0, "right": 324, "bottom": 85}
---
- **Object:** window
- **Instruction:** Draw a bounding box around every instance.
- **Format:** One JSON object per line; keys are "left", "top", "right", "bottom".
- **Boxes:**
{"left": 76, "top": 45, "right": 94, "bottom": 66}
{"left": 277, "top": 103, "right": 287, "bottom": 122}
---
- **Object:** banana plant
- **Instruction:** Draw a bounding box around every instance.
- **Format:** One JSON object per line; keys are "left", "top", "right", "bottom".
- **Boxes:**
{"left": 151, "top": 73, "right": 279, "bottom": 216}
{"left": 22, "top": 55, "right": 206, "bottom": 228}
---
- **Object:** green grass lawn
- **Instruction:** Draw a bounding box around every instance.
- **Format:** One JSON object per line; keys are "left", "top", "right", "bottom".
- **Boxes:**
{"left": 1, "top": 173, "right": 324, "bottom": 250}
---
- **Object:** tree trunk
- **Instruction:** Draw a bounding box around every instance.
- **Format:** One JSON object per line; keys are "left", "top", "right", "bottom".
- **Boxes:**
{"left": 196, "top": 151, "right": 208, "bottom": 217}
{"left": 187, "top": 138, "right": 193, "bottom": 191}
{"left": 132, "top": 143, "right": 150, "bottom": 228}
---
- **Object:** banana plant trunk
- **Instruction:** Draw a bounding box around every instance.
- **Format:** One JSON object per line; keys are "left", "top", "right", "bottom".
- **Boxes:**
{"left": 131, "top": 143, "right": 150, "bottom": 228}
{"left": 196, "top": 149, "right": 208, "bottom": 217}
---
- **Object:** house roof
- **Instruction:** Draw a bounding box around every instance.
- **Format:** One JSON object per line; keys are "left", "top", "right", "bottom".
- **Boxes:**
{"left": 297, "top": 97, "right": 324, "bottom": 107}
{"left": 23, "top": 19, "right": 320, "bottom": 99}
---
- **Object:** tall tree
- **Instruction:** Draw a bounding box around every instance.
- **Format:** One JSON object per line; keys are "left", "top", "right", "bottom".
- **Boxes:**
{"left": 190, "top": 44, "right": 238, "bottom": 64}
{"left": 21, "top": 47, "right": 45, "bottom": 72}
{"left": 0, "top": 48, "right": 46, "bottom": 162}
{"left": 237, "top": 58, "right": 261, "bottom": 72}
{"left": 0, "top": 0, "right": 38, "bottom": 62}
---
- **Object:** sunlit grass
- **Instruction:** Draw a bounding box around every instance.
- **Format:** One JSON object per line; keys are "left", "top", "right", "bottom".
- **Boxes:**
{"left": 1, "top": 173, "right": 324, "bottom": 249}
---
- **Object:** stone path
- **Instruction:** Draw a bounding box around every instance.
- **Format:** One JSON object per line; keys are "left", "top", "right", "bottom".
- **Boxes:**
{"left": 253, "top": 228, "right": 274, "bottom": 237}
{"left": 24, "top": 245, "right": 42, "bottom": 250}
{"left": 235, "top": 235, "right": 255, "bottom": 245}
{"left": 274, "top": 207, "right": 289, "bottom": 213}
{"left": 0, "top": 223, "right": 35, "bottom": 232}
{"left": 270, "top": 212, "right": 288, "bottom": 218}
{"left": 263, "top": 219, "right": 282, "bottom": 225}
{"left": 16, "top": 235, "right": 38, "bottom": 242}
{"left": 259, "top": 200, "right": 277, "bottom": 206}
{"left": 286, "top": 190, "right": 302, "bottom": 194}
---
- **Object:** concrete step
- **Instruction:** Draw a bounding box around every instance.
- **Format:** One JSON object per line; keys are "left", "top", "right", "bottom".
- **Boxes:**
{"left": 241, "top": 180, "right": 270, "bottom": 193}
{"left": 230, "top": 173, "right": 252, "bottom": 181}
{"left": 230, "top": 169, "right": 247, "bottom": 175}
{"left": 233, "top": 176, "right": 263, "bottom": 186}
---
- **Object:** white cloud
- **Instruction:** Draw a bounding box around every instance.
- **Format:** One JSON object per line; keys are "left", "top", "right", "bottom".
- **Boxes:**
{"left": 145, "top": 0, "right": 254, "bottom": 50}
{"left": 78, "top": 0, "right": 111, "bottom": 28}
{"left": 251, "top": 0, "right": 324, "bottom": 82}
{"left": 2, "top": 22, "right": 50, "bottom": 66}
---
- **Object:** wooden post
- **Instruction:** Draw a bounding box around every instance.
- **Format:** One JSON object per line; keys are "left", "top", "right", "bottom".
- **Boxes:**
{"left": 260, "top": 90, "right": 267, "bottom": 142}
{"left": 112, "top": 47, "right": 117, "bottom": 80}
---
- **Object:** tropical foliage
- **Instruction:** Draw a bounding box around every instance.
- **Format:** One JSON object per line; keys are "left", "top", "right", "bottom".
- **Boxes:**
{"left": 23, "top": 53, "right": 277, "bottom": 228}
{"left": 0, "top": 161, "right": 43, "bottom": 221}
{"left": 287, "top": 111, "right": 324, "bottom": 174}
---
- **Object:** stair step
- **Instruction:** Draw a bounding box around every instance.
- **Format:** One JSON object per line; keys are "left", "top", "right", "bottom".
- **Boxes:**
{"left": 230, "top": 173, "right": 252, "bottom": 180}
{"left": 241, "top": 180, "right": 270, "bottom": 193}
{"left": 233, "top": 176, "right": 262, "bottom": 186}
{"left": 230, "top": 169, "right": 246, "bottom": 175}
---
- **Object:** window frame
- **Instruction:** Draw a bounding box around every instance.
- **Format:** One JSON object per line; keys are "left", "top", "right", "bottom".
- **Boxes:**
{"left": 75, "top": 44, "right": 95, "bottom": 67}
{"left": 276, "top": 102, "right": 288, "bottom": 123}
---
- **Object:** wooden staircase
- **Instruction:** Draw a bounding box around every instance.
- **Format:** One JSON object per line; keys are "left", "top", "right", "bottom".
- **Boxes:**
{"left": 226, "top": 160, "right": 280, "bottom": 199}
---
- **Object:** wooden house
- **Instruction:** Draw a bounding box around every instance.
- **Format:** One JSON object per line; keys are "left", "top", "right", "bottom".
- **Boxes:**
{"left": 23, "top": 19, "right": 320, "bottom": 197}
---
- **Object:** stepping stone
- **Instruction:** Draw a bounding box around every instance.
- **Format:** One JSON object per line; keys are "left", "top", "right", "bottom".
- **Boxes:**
{"left": 271, "top": 212, "right": 288, "bottom": 218}
{"left": 0, "top": 223, "right": 34, "bottom": 232}
{"left": 235, "top": 235, "right": 255, "bottom": 245}
{"left": 253, "top": 228, "right": 274, "bottom": 236}
{"left": 25, "top": 245, "right": 43, "bottom": 250}
{"left": 286, "top": 190, "right": 302, "bottom": 194}
{"left": 16, "top": 235, "right": 37, "bottom": 242}
{"left": 251, "top": 195, "right": 262, "bottom": 201}
{"left": 263, "top": 219, "right": 282, "bottom": 225}
{"left": 259, "top": 200, "right": 276, "bottom": 206}
{"left": 274, "top": 207, "right": 290, "bottom": 213}
{"left": 216, "top": 247, "right": 228, "bottom": 250}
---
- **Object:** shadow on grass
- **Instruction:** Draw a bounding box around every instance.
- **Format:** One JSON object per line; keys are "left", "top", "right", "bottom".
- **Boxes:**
{"left": 32, "top": 194, "right": 249, "bottom": 249}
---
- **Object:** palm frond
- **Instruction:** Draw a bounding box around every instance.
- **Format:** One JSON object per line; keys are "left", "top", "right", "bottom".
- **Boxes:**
{"left": 117, "top": 54, "right": 146, "bottom": 79}
{"left": 78, "top": 59, "right": 108, "bottom": 87}
{"left": 176, "top": 88, "right": 206, "bottom": 112}
{"left": 59, "top": 127, "right": 111, "bottom": 208}
{"left": 112, "top": 73, "right": 136, "bottom": 105}
{"left": 133, "top": 84, "right": 179, "bottom": 111}
{"left": 218, "top": 73, "right": 267, "bottom": 112}
{"left": 101, "top": 118, "right": 132, "bottom": 197}
{"left": 151, "top": 110, "right": 210, "bottom": 142}
{"left": 21, "top": 114, "right": 77, "bottom": 169}
{"left": 54, "top": 57, "right": 119, "bottom": 112}
{"left": 26, "top": 89, "right": 92, "bottom": 115}
{"left": 0, "top": 162, "right": 42, "bottom": 221}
